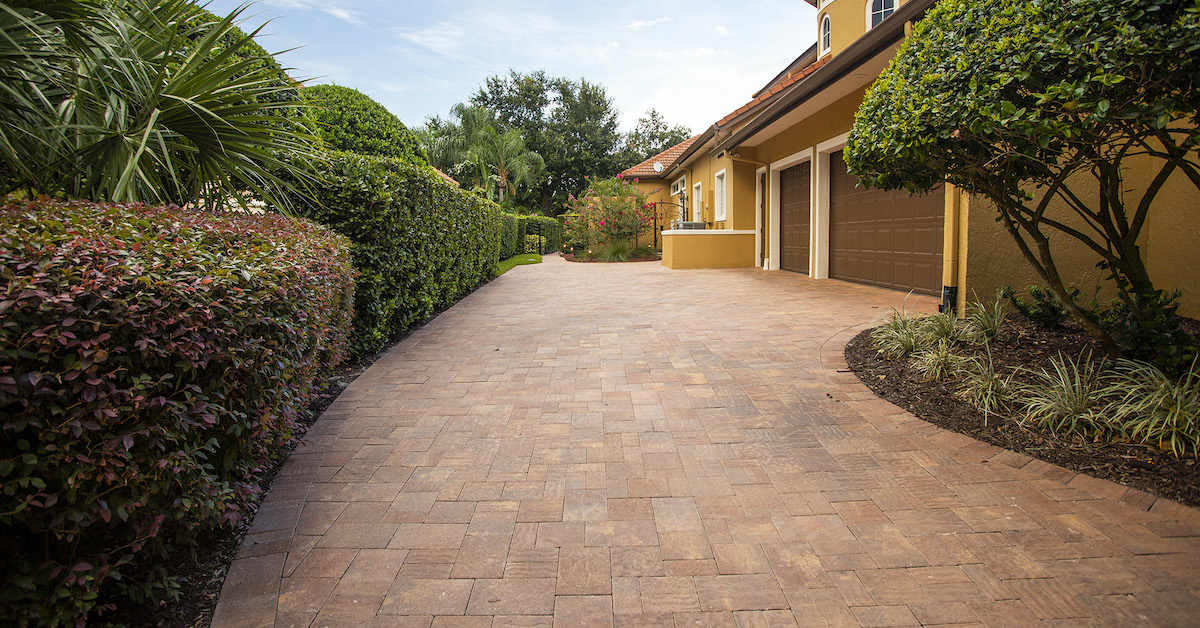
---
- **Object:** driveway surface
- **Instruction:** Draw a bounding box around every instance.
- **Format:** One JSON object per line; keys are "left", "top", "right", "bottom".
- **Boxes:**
{"left": 214, "top": 255, "right": 1200, "bottom": 627}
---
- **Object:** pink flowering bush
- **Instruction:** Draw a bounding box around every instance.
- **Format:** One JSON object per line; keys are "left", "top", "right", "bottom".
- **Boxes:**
{"left": 564, "top": 177, "right": 658, "bottom": 251}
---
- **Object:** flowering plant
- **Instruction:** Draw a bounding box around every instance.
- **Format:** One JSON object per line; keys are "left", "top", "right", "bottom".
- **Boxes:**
{"left": 564, "top": 176, "right": 659, "bottom": 250}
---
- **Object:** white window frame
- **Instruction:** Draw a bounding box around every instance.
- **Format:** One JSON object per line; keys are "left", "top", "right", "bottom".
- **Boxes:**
{"left": 820, "top": 14, "right": 831, "bottom": 55}
{"left": 867, "top": 0, "right": 896, "bottom": 30}
{"left": 714, "top": 169, "right": 727, "bottom": 222}
{"left": 670, "top": 174, "right": 687, "bottom": 196}
{"left": 692, "top": 181, "right": 703, "bottom": 222}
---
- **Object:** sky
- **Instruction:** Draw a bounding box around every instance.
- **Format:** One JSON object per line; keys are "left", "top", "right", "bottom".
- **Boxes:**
{"left": 205, "top": 0, "right": 819, "bottom": 134}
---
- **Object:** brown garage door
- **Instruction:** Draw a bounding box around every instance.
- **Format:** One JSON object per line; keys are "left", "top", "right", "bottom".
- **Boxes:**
{"left": 779, "top": 162, "right": 810, "bottom": 274}
{"left": 829, "top": 150, "right": 943, "bottom": 295}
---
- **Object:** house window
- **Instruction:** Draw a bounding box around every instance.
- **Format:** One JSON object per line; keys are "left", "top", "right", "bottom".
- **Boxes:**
{"left": 869, "top": 0, "right": 896, "bottom": 29}
{"left": 692, "top": 182, "right": 702, "bottom": 222}
{"left": 670, "top": 175, "right": 687, "bottom": 196}
{"left": 714, "top": 170, "right": 727, "bottom": 222}
{"left": 820, "top": 15, "right": 831, "bottom": 54}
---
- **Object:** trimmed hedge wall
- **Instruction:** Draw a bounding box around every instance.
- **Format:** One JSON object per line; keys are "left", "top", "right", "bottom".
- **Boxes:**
{"left": 500, "top": 213, "right": 520, "bottom": 260}
{"left": 281, "top": 151, "right": 503, "bottom": 357}
{"left": 0, "top": 200, "right": 354, "bottom": 624}
{"left": 525, "top": 215, "right": 562, "bottom": 254}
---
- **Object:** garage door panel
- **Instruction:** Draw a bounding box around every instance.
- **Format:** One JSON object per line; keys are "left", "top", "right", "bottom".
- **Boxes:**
{"left": 829, "top": 150, "right": 944, "bottom": 295}
{"left": 780, "top": 163, "right": 810, "bottom": 274}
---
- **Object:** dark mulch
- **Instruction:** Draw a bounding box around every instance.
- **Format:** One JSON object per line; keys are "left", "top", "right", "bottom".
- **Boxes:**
{"left": 845, "top": 314, "right": 1200, "bottom": 507}
{"left": 562, "top": 252, "right": 661, "bottom": 262}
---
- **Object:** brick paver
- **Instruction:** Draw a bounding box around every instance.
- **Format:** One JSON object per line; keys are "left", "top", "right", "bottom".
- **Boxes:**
{"left": 213, "top": 256, "right": 1200, "bottom": 627}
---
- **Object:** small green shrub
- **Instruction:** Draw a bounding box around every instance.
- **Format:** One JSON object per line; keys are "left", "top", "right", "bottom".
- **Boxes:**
{"left": 957, "top": 348, "right": 1014, "bottom": 423}
{"left": 1019, "top": 350, "right": 1110, "bottom": 438}
{"left": 277, "top": 151, "right": 503, "bottom": 358}
{"left": 1104, "top": 358, "right": 1200, "bottom": 457}
{"left": 596, "top": 241, "right": 632, "bottom": 262}
{"left": 912, "top": 339, "right": 964, "bottom": 381}
{"left": 524, "top": 234, "right": 546, "bottom": 254}
{"left": 1002, "top": 285, "right": 1077, "bottom": 328}
{"left": 872, "top": 309, "right": 925, "bottom": 358}
{"left": 964, "top": 293, "right": 1007, "bottom": 344}
{"left": 1096, "top": 288, "right": 1197, "bottom": 377}
{"left": 919, "top": 309, "right": 966, "bottom": 345}
{"left": 0, "top": 200, "right": 354, "bottom": 624}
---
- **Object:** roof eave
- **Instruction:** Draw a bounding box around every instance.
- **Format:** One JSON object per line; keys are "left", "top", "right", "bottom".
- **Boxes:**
{"left": 720, "top": 0, "right": 937, "bottom": 153}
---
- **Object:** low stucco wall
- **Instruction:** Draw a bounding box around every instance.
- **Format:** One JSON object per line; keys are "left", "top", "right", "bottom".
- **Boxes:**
{"left": 662, "top": 230, "right": 757, "bottom": 269}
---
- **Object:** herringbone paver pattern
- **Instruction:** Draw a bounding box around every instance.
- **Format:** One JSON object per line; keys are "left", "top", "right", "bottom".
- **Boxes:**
{"left": 213, "top": 256, "right": 1200, "bottom": 627}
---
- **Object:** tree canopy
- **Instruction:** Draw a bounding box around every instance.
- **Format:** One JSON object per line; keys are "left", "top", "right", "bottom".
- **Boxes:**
{"left": 302, "top": 84, "right": 425, "bottom": 162}
{"left": 470, "top": 70, "right": 625, "bottom": 214}
{"left": 617, "top": 109, "right": 693, "bottom": 169}
{"left": 846, "top": 0, "right": 1200, "bottom": 364}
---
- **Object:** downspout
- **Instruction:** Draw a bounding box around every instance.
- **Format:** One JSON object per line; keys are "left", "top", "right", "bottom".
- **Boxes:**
{"left": 941, "top": 183, "right": 961, "bottom": 314}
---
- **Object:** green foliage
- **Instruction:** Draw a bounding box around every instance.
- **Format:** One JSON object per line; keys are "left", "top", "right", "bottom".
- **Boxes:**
{"left": 597, "top": 241, "right": 633, "bottom": 263}
{"left": 0, "top": 0, "right": 317, "bottom": 209}
{"left": 524, "top": 234, "right": 546, "bottom": 254}
{"left": 499, "top": 213, "right": 521, "bottom": 260}
{"left": 919, "top": 309, "right": 966, "bottom": 345}
{"left": 957, "top": 348, "right": 1015, "bottom": 423}
{"left": 496, "top": 253, "right": 541, "bottom": 275}
{"left": 963, "top": 293, "right": 1007, "bottom": 344}
{"left": 912, "top": 339, "right": 964, "bottom": 381}
{"left": 276, "top": 151, "right": 502, "bottom": 358}
{"left": 1018, "top": 351, "right": 1110, "bottom": 438}
{"left": 565, "top": 177, "right": 656, "bottom": 249}
{"left": 471, "top": 70, "right": 625, "bottom": 213}
{"left": 871, "top": 308, "right": 926, "bottom": 359}
{"left": 0, "top": 199, "right": 354, "bottom": 624}
{"left": 1002, "top": 285, "right": 1076, "bottom": 328}
{"left": 302, "top": 84, "right": 425, "bottom": 162}
{"left": 1096, "top": 288, "right": 1198, "bottom": 376}
{"left": 524, "top": 215, "right": 562, "bottom": 254}
{"left": 617, "top": 109, "right": 693, "bottom": 169}
{"left": 1104, "top": 358, "right": 1200, "bottom": 457}
{"left": 847, "top": 0, "right": 1200, "bottom": 360}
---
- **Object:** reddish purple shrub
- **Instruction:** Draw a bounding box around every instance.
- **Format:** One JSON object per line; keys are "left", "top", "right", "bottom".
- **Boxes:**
{"left": 0, "top": 200, "right": 354, "bottom": 625}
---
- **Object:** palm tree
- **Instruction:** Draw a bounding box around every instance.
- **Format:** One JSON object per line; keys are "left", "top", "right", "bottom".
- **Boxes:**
{"left": 471, "top": 127, "right": 545, "bottom": 203}
{"left": 0, "top": 0, "right": 317, "bottom": 209}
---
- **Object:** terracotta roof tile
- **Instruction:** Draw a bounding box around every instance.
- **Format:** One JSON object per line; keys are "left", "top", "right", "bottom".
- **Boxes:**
{"left": 715, "top": 56, "right": 831, "bottom": 128}
{"left": 620, "top": 134, "right": 702, "bottom": 178}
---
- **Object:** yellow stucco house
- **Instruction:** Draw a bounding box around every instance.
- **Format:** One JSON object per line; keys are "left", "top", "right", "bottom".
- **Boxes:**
{"left": 624, "top": 0, "right": 1199, "bottom": 317}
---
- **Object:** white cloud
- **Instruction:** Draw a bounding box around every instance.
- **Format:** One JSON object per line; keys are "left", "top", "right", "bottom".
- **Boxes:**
{"left": 257, "top": 0, "right": 362, "bottom": 25}
{"left": 396, "top": 21, "right": 466, "bottom": 58}
{"left": 626, "top": 17, "right": 670, "bottom": 30}
{"left": 714, "top": 25, "right": 729, "bottom": 36}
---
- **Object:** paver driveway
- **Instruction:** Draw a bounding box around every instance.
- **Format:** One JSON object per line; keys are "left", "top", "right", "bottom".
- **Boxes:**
{"left": 214, "top": 255, "right": 1200, "bottom": 627}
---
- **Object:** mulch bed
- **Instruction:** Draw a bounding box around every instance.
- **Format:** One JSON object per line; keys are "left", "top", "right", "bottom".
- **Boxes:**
{"left": 562, "top": 252, "right": 661, "bottom": 262}
{"left": 844, "top": 314, "right": 1200, "bottom": 507}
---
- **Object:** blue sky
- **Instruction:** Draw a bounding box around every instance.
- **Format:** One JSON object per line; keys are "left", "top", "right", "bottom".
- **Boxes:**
{"left": 206, "top": 0, "right": 819, "bottom": 134}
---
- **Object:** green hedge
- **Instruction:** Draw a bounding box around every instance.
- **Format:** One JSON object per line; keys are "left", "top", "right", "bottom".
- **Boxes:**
{"left": 283, "top": 151, "right": 503, "bottom": 357}
{"left": 524, "top": 215, "right": 562, "bottom": 254}
{"left": 500, "top": 213, "right": 520, "bottom": 260}
{"left": 524, "top": 234, "right": 547, "bottom": 254}
{"left": 0, "top": 200, "right": 354, "bottom": 624}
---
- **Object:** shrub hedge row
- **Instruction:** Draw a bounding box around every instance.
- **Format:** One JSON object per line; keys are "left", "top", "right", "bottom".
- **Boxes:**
{"left": 499, "top": 213, "right": 562, "bottom": 259}
{"left": 0, "top": 200, "right": 354, "bottom": 624}
{"left": 279, "top": 151, "right": 503, "bottom": 358}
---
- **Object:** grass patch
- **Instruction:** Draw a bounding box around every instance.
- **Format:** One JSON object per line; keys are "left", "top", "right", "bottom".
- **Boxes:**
{"left": 497, "top": 253, "right": 542, "bottom": 275}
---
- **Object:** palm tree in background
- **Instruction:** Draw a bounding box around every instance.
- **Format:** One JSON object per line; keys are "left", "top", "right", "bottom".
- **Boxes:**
{"left": 471, "top": 127, "right": 545, "bottom": 203}
{"left": 0, "top": 0, "right": 316, "bottom": 209}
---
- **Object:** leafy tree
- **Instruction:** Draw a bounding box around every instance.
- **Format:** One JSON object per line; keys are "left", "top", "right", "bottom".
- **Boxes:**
{"left": 302, "top": 84, "right": 425, "bottom": 162}
{"left": 470, "top": 126, "right": 545, "bottom": 203}
{"left": 0, "top": 0, "right": 317, "bottom": 209}
{"left": 416, "top": 104, "right": 498, "bottom": 186}
{"left": 846, "top": 0, "right": 1200, "bottom": 363}
{"left": 471, "top": 69, "right": 625, "bottom": 214}
{"left": 618, "top": 109, "right": 692, "bottom": 169}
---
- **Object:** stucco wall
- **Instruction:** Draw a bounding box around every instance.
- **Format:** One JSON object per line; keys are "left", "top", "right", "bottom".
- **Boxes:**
{"left": 964, "top": 157, "right": 1200, "bottom": 319}
{"left": 818, "top": 0, "right": 916, "bottom": 58}
{"left": 753, "top": 85, "right": 868, "bottom": 162}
